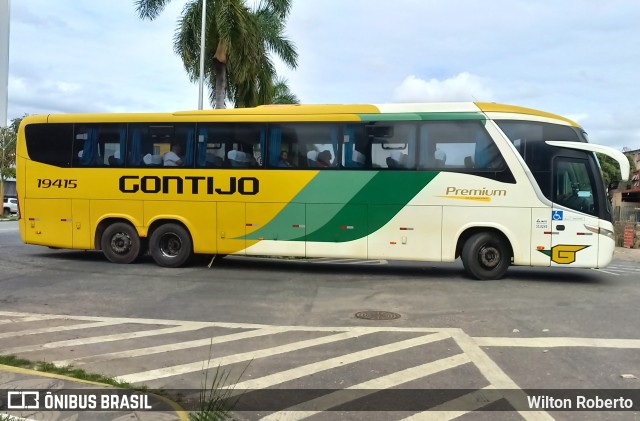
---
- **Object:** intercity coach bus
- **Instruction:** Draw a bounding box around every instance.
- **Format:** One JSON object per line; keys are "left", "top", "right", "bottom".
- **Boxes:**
{"left": 16, "top": 102, "right": 629, "bottom": 279}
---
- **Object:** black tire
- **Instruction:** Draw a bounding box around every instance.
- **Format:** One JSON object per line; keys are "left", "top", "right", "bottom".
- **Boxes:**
{"left": 461, "top": 232, "right": 511, "bottom": 280}
{"left": 3, "top": 208, "right": 9, "bottom": 217}
{"left": 101, "top": 222, "right": 142, "bottom": 264}
{"left": 149, "top": 223, "right": 193, "bottom": 268}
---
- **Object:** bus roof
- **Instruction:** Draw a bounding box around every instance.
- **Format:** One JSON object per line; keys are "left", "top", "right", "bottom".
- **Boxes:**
{"left": 30, "top": 102, "right": 579, "bottom": 127}
{"left": 174, "top": 102, "right": 578, "bottom": 127}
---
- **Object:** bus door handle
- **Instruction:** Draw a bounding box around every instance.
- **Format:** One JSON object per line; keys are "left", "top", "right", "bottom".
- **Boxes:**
{"left": 556, "top": 225, "right": 565, "bottom": 231}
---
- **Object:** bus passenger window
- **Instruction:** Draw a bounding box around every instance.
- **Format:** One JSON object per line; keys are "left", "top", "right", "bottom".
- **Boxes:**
{"left": 418, "top": 120, "right": 505, "bottom": 171}
{"left": 367, "top": 123, "right": 416, "bottom": 169}
{"left": 342, "top": 124, "right": 368, "bottom": 169}
{"left": 268, "top": 123, "right": 337, "bottom": 169}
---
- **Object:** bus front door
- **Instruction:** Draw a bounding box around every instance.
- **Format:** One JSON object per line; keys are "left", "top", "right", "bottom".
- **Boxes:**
{"left": 550, "top": 156, "right": 600, "bottom": 267}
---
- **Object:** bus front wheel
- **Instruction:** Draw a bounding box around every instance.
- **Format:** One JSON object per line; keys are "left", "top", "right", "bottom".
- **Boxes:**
{"left": 461, "top": 232, "right": 510, "bottom": 280}
{"left": 101, "top": 222, "right": 142, "bottom": 264}
{"left": 149, "top": 223, "right": 193, "bottom": 268}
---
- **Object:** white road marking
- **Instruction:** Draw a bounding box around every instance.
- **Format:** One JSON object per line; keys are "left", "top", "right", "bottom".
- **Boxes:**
{"left": 450, "top": 331, "right": 553, "bottom": 421}
{"left": 53, "top": 326, "right": 291, "bottom": 366}
{"left": 118, "top": 329, "right": 375, "bottom": 383}
{"left": 1, "top": 324, "right": 211, "bottom": 355}
{"left": 593, "top": 269, "right": 619, "bottom": 276}
{"left": 2, "top": 310, "right": 637, "bottom": 421}
{"left": 594, "top": 264, "right": 640, "bottom": 276}
{"left": 0, "top": 321, "right": 122, "bottom": 339}
{"left": 474, "top": 336, "right": 640, "bottom": 348}
{"left": 262, "top": 353, "right": 470, "bottom": 420}
{"left": 399, "top": 387, "right": 502, "bottom": 421}
{"left": 0, "top": 315, "right": 61, "bottom": 325}
{"left": 309, "top": 258, "right": 388, "bottom": 265}
{"left": 229, "top": 332, "right": 451, "bottom": 393}
{"left": 608, "top": 264, "right": 640, "bottom": 270}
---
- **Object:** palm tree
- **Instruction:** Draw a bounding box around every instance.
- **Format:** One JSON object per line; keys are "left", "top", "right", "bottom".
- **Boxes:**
{"left": 135, "top": 0, "right": 298, "bottom": 108}
{"left": 269, "top": 76, "right": 299, "bottom": 104}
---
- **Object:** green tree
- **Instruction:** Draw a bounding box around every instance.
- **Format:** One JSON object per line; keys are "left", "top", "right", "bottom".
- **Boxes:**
{"left": 0, "top": 116, "right": 23, "bottom": 201}
{"left": 597, "top": 152, "right": 635, "bottom": 189}
{"left": 135, "top": 0, "right": 298, "bottom": 108}
{"left": 268, "top": 76, "right": 300, "bottom": 105}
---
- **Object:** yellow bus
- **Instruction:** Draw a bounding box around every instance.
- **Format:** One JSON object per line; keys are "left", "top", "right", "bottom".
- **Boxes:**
{"left": 16, "top": 103, "right": 629, "bottom": 279}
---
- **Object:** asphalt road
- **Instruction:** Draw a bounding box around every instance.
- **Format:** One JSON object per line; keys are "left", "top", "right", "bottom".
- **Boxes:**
{"left": 1, "top": 220, "right": 639, "bottom": 420}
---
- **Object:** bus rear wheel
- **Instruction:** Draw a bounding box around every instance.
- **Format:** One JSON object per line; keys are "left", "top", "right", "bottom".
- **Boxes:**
{"left": 461, "top": 232, "right": 510, "bottom": 280}
{"left": 149, "top": 223, "right": 193, "bottom": 268}
{"left": 101, "top": 222, "right": 142, "bottom": 264}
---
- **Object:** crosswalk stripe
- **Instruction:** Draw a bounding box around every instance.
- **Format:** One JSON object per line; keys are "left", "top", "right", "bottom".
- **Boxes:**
{"left": 1, "top": 324, "right": 210, "bottom": 355}
{"left": 229, "top": 332, "right": 451, "bottom": 393}
{"left": 118, "top": 329, "right": 374, "bottom": 383}
{"left": 0, "top": 321, "right": 121, "bottom": 339}
{"left": 0, "top": 315, "right": 62, "bottom": 325}
{"left": 262, "top": 353, "right": 470, "bottom": 420}
{"left": 451, "top": 332, "right": 553, "bottom": 421}
{"left": 473, "top": 337, "right": 640, "bottom": 348}
{"left": 53, "top": 326, "right": 291, "bottom": 366}
{"left": 399, "top": 387, "right": 501, "bottom": 421}
{"left": 593, "top": 269, "right": 619, "bottom": 276}
{"left": 0, "top": 311, "right": 267, "bottom": 329}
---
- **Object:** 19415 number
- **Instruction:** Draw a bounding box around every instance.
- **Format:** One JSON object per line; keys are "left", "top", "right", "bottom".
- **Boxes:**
{"left": 37, "top": 179, "right": 78, "bottom": 189}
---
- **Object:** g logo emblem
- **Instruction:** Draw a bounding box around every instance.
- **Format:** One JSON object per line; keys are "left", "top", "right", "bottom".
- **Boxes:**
{"left": 538, "top": 245, "right": 589, "bottom": 264}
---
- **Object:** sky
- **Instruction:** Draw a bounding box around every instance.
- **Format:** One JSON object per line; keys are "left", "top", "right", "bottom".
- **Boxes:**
{"left": 4, "top": 0, "right": 640, "bottom": 150}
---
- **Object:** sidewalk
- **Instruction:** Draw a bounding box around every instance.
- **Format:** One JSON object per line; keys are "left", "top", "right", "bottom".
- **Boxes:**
{"left": 613, "top": 246, "right": 640, "bottom": 262}
{"left": 0, "top": 364, "right": 186, "bottom": 421}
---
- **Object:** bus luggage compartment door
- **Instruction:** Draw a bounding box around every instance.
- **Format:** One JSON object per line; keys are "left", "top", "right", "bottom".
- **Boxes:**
{"left": 216, "top": 202, "right": 246, "bottom": 255}
{"left": 24, "top": 198, "right": 73, "bottom": 248}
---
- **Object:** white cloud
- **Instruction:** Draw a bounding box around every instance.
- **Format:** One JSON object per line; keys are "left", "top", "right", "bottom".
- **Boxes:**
{"left": 392, "top": 73, "right": 493, "bottom": 103}
{"left": 4, "top": 0, "right": 640, "bottom": 151}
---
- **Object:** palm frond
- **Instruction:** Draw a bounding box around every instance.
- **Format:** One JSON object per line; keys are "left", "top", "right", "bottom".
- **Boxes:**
{"left": 134, "top": 0, "right": 173, "bottom": 20}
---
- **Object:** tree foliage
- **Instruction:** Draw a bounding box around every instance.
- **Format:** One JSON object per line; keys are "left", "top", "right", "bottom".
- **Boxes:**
{"left": 0, "top": 116, "right": 24, "bottom": 181}
{"left": 597, "top": 152, "right": 636, "bottom": 190}
{"left": 135, "top": 0, "right": 298, "bottom": 108}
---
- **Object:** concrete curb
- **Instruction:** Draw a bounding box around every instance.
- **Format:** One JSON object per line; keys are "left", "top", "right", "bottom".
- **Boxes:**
{"left": 0, "top": 364, "right": 188, "bottom": 421}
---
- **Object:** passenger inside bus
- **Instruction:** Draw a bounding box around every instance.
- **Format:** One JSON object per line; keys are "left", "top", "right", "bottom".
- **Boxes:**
{"left": 387, "top": 150, "right": 408, "bottom": 169}
{"left": 277, "top": 150, "right": 293, "bottom": 167}
{"left": 163, "top": 144, "right": 184, "bottom": 166}
{"left": 228, "top": 149, "right": 258, "bottom": 167}
{"left": 316, "top": 150, "right": 333, "bottom": 168}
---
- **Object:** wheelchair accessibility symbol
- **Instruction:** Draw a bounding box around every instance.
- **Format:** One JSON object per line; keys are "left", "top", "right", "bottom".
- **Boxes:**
{"left": 552, "top": 210, "right": 563, "bottom": 221}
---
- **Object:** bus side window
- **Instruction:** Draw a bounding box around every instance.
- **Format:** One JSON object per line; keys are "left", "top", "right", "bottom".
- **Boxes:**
{"left": 232, "top": 124, "right": 265, "bottom": 168}
{"left": 418, "top": 120, "right": 505, "bottom": 171}
{"left": 73, "top": 127, "right": 99, "bottom": 166}
{"left": 367, "top": 123, "right": 416, "bottom": 169}
{"left": 268, "top": 124, "right": 296, "bottom": 168}
{"left": 342, "top": 124, "right": 368, "bottom": 169}
{"left": 24, "top": 123, "right": 74, "bottom": 167}
{"left": 268, "top": 123, "right": 338, "bottom": 169}
{"left": 196, "top": 124, "right": 235, "bottom": 168}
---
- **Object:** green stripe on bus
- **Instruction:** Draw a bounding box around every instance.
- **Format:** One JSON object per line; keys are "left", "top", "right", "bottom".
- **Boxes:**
{"left": 357, "top": 112, "right": 485, "bottom": 122}
{"left": 244, "top": 171, "right": 439, "bottom": 243}
{"left": 357, "top": 113, "right": 423, "bottom": 121}
{"left": 417, "top": 112, "right": 486, "bottom": 122}
{"left": 305, "top": 171, "right": 438, "bottom": 242}
{"left": 243, "top": 172, "right": 375, "bottom": 241}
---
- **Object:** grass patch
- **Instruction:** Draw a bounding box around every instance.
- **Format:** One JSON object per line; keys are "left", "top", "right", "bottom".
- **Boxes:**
{"left": 0, "top": 354, "right": 141, "bottom": 390}
{"left": 1, "top": 352, "right": 246, "bottom": 419}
